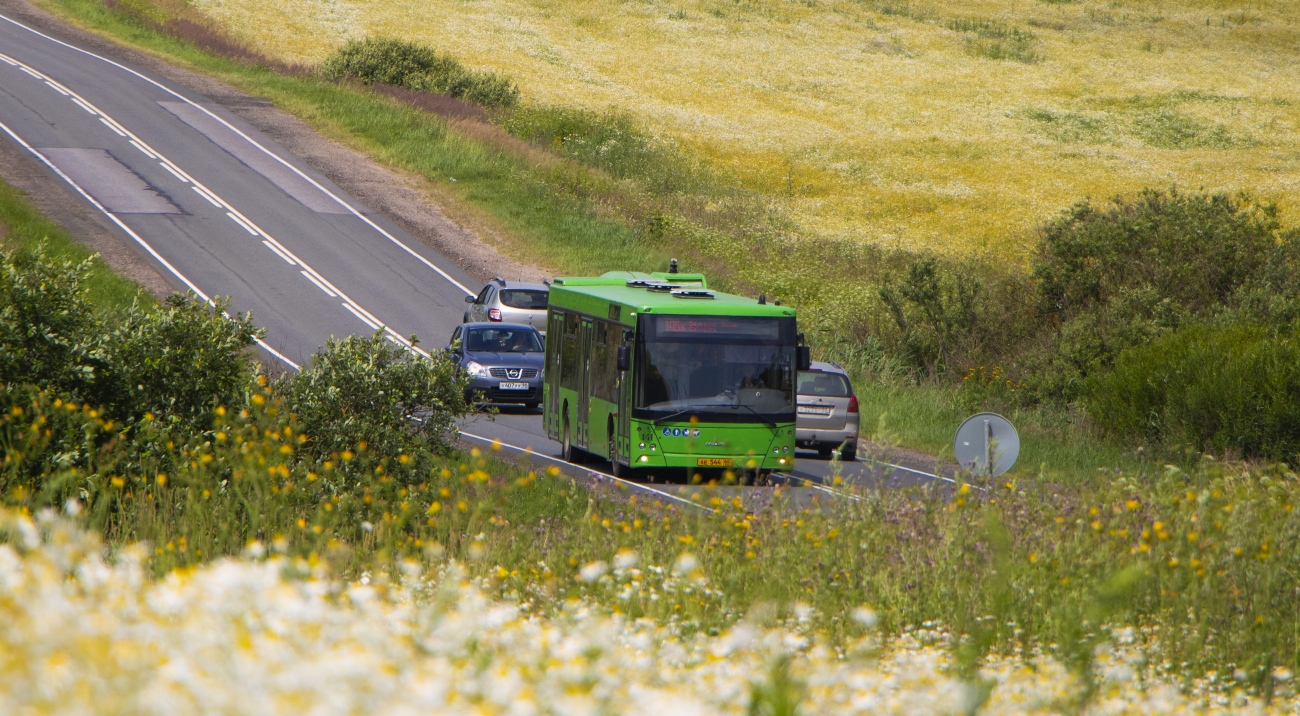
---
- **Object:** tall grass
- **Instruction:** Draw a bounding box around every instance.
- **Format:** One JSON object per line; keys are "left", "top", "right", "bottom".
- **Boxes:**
{"left": 182, "top": 0, "right": 1300, "bottom": 259}
{"left": 6, "top": 386, "right": 1300, "bottom": 693}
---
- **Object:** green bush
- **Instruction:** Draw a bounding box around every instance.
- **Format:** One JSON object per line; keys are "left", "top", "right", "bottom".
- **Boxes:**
{"left": 279, "top": 333, "right": 469, "bottom": 465}
{"left": 0, "top": 245, "right": 102, "bottom": 398}
{"left": 97, "top": 295, "right": 260, "bottom": 431}
{"left": 1087, "top": 323, "right": 1300, "bottom": 462}
{"left": 1027, "top": 188, "right": 1299, "bottom": 399}
{"left": 878, "top": 257, "right": 983, "bottom": 375}
{"left": 319, "top": 37, "right": 519, "bottom": 108}
{"left": 0, "top": 244, "right": 261, "bottom": 431}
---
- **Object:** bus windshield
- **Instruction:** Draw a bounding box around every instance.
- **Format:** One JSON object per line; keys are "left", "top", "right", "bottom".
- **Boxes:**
{"left": 635, "top": 315, "right": 796, "bottom": 419}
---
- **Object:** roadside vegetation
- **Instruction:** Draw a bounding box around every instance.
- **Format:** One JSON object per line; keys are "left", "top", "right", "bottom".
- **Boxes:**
{"left": 35, "top": 0, "right": 1300, "bottom": 478}
{"left": 5, "top": 242, "right": 1300, "bottom": 710}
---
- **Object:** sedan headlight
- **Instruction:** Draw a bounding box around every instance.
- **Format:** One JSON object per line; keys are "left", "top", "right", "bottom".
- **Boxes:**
{"left": 465, "top": 360, "right": 489, "bottom": 378}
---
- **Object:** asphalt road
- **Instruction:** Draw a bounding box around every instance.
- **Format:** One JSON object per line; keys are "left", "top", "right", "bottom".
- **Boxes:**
{"left": 0, "top": 12, "right": 951, "bottom": 508}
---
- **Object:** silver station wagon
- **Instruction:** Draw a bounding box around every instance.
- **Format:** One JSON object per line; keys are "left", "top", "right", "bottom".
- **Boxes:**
{"left": 463, "top": 279, "right": 550, "bottom": 333}
{"left": 795, "top": 361, "right": 860, "bottom": 460}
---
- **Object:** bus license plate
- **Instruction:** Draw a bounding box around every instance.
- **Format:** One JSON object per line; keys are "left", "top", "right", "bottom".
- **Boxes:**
{"left": 498, "top": 382, "right": 529, "bottom": 390}
{"left": 697, "top": 458, "right": 733, "bottom": 467}
{"left": 797, "top": 405, "right": 832, "bottom": 416}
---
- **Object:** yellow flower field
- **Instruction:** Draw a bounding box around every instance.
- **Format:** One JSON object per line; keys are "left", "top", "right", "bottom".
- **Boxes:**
{"left": 189, "top": 0, "right": 1300, "bottom": 260}
{"left": 2, "top": 507, "right": 1293, "bottom": 715}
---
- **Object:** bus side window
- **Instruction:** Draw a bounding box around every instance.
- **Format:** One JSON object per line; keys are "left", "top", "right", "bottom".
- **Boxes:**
{"left": 560, "top": 312, "right": 581, "bottom": 391}
{"left": 592, "top": 321, "right": 618, "bottom": 403}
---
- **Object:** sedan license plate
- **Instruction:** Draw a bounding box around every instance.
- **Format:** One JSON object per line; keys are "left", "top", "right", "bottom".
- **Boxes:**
{"left": 797, "top": 405, "right": 833, "bottom": 416}
{"left": 498, "top": 382, "right": 529, "bottom": 390}
{"left": 696, "top": 457, "right": 733, "bottom": 467}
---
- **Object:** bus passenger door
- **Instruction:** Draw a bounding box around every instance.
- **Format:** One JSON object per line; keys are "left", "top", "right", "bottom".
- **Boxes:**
{"left": 617, "top": 329, "right": 632, "bottom": 461}
{"left": 578, "top": 317, "right": 593, "bottom": 449}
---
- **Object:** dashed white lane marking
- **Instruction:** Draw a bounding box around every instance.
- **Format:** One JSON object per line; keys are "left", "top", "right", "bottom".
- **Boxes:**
{"left": 0, "top": 117, "right": 299, "bottom": 371}
{"left": 0, "top": 13, "right": 476, "bottom": 297}
{"left": 191, "top": 185, "right": 220, "bottom": 207}
{"left": 300, "top": 270, "right": 337, "bottom": 297}
{"left": 159, "top": 161, "right": 187, "bottom": 183}
{"left": 19, "top": 65, "right": 39, "bottom": 78}
{"left": 71, "top": 96, "right": 96, "bottom": 115}
{"left": 1, "top": 38, "right": 443, "bottom": 365}
{"left": 98, "top": 117, "right": 125, "bottom": 137}
{"left": 43, "top": 79, "right": 66, "bottom": 95}
{"left": 343, "top": 303, "right": 381, "bottom": 330}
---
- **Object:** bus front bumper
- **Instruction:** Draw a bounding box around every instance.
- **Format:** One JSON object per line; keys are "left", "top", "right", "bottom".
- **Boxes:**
{"left": 637, "top": 452, "right": 793, "bottom": 472}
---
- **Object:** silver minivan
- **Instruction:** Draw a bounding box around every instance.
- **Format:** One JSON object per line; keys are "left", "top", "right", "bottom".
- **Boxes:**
{"left": 795, "top": 361, "right": 860, "bottom": 460}
{"left": 463, "top": 279, "right": 550, "bottom": 333}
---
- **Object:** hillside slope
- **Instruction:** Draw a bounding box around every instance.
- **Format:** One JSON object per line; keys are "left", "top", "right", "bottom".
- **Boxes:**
{"left": 192, "top": 0, "right": 1300, "bottom": 259}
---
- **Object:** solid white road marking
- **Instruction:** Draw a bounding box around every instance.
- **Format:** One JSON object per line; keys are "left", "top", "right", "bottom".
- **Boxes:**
{"left": 457, "top": 430, "right": 715, "bottom": 513}
{"left": 127, "top": 139, "right": 157, "bottom": 159}
{"left": 98, "top": 117, "right": 125, "bottom": 137}
{"left": 224, "top": 211, "right": 257, "bottom": 236}
{"left": 159, "top": 161, "right": 187, "bottom": 183}
{"left": 71, "top": 96, "right": 96, "bottom": 115}
{"left": 300, "top": 270, "right": 337, "bottom": 297}
{"left": 191, "top": 185, "right": 221, "bottom": 207}
{"left": 0, "top": 118, "right": 299, "bottom": 371}
{"left": 343, "top": 302, "right": 381, "bottom": 330}
{"left": 261, "top": 240, "right": 297, "bottom": 266}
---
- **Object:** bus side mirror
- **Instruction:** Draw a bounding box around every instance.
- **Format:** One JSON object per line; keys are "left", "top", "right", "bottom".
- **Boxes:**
{"left": 796, "top": 346, "right": 811, "bottom": 371}
{"left": 617, "top": 346, "right": 631, "bottom": 371}
{"left": 464, "top": 295, "right": 475, "bottom": 304}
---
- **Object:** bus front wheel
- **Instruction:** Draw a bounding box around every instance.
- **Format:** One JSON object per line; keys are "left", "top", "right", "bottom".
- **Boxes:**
{"left": 562, "top": 416, "right": 582, "bottom": 463}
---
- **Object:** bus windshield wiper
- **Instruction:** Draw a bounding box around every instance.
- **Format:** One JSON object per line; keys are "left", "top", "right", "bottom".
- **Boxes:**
{"left": 652, "top": 409, "right": 696, "bottom": 425}
{"left": 731, "top": 403, "right": 777, "bottom": 429}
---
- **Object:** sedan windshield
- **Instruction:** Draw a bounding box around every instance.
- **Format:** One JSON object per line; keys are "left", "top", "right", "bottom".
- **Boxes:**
{"left": 635, "top": 315, "right": 795, "bottom": 417}
{"left": 466, "top": 327, "right": 543, "bottom": 353}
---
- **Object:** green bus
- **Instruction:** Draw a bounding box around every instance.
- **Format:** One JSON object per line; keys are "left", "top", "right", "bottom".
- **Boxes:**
{"left": 543, "top": 266, "right": 810, "bottom": 480}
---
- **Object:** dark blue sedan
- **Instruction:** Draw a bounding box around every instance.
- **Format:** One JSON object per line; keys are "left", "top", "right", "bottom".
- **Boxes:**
{"left": 447, "top": 323, "right": 545, "bottom": 408}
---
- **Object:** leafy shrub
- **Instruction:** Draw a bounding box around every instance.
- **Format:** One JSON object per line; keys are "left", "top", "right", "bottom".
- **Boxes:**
{"left": 878, "top": 257, "right": 983, "bottom": 375}
{"left": 279, "top": 333, "right": 468, "bottom": 463}
{"left": 1028, "top": 188, "right": 1297, "bottom": 399}
{"left": 97, "top": 295, "right": 260, "bottom": 430}
{"left": 319, "top": 38, "right": 519, "bottom": 108}
{"left": 0, "top": 246, "right": 102, "bottom": 397}
{"left": 1, "top": 245, "right": 261, "bottom": 431}
{"left": 1087, "top": 324, "right": 1300, "bottom": 463}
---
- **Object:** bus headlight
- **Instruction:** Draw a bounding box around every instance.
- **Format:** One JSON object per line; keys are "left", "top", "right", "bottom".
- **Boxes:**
{"left": 639, "top": 455, "right": 649, "bottom": 463}
{"left": 465, "top": 361, "right": 488, "bottom": 378}
{"left": 783, "top": 446, "right": 789, "bottom": 453}
{"left": 772, "top": 447, "right": 780, "bottom": 454}
{"left": 638, "top": 442, "right": 646, "bottom": 450}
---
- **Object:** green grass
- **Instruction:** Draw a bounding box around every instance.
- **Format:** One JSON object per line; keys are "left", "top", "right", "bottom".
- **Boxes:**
{"left": 36, "top": 0, "right": 1164, "bottom": 483}
{"left": 0, "top": 178, "right": 150, "bottom": 314}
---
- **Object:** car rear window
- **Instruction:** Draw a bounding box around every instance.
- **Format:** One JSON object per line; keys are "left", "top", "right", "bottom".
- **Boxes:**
{"left": 500, "top": 290, "right": 549, "bottom": 310}
{"left": 797, "top": 371, "right": 852, "bottom": 397}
